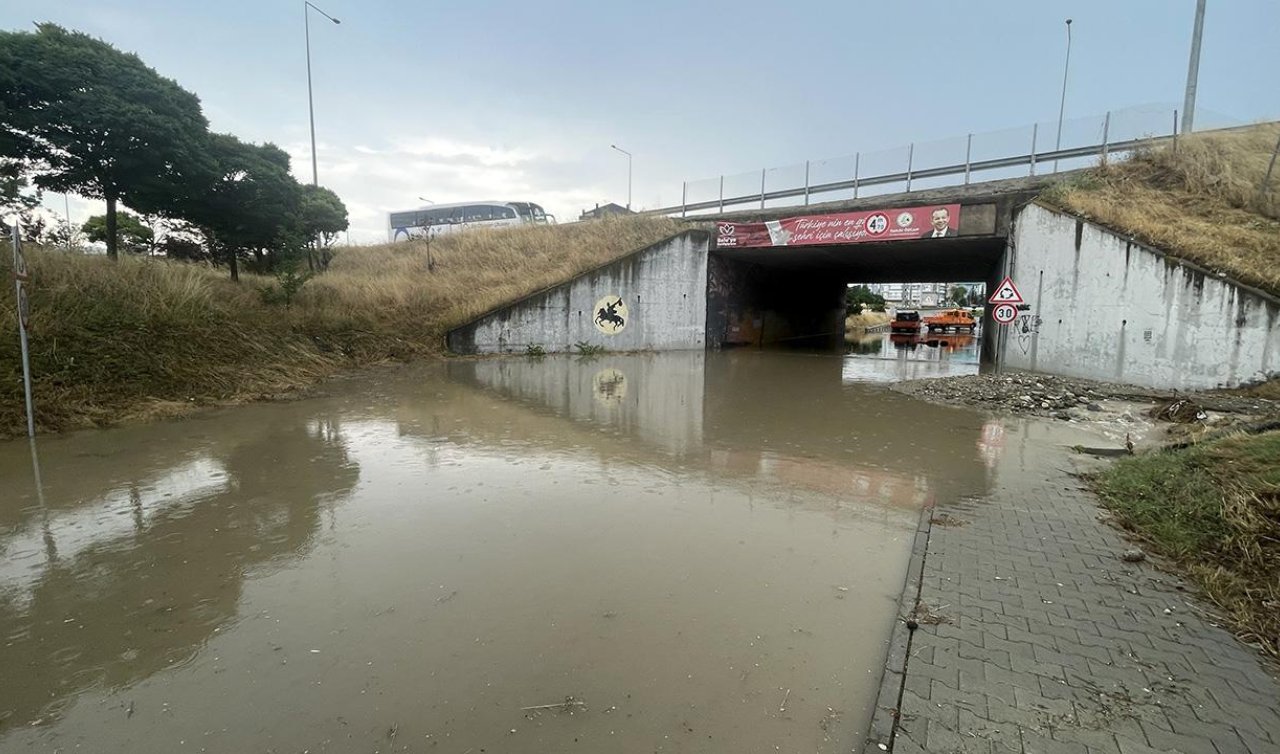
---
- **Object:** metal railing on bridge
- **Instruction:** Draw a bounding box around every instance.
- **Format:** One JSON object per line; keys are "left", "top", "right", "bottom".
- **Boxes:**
{"left": 646, "top": 104, "right": 1249, "bottom": 218}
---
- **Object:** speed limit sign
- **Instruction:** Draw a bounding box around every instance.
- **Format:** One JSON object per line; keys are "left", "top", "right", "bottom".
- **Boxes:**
{"left": 992, "top": 303, "right": 1018, "bottom": 324}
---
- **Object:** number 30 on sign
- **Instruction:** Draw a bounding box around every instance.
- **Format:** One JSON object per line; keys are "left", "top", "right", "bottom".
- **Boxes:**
{"left": 992, "top": 303, "right": 1018, "bottom": 324}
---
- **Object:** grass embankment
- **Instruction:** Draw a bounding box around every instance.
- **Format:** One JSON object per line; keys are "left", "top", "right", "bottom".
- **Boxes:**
{"left": 1092, "top": 431, "right": 1280, "bottom": 659}
{"left": 1042, "top": 123, "right": 1280, "bottom": 297}
{"left": 0, "top": 215, "right": 685, "bottom": 436}
{"left": 844, "top": 311, "right": 891, "bottom": 330}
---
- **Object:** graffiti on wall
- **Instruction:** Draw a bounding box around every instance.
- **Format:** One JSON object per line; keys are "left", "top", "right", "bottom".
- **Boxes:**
{"left": 1015, "top": 313, "right": 1042, "bottom": 355}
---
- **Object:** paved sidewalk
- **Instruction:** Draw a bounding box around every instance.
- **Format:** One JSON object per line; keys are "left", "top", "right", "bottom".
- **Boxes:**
{"left": 876, "top": 442, "right": 1280, "bottom": 754}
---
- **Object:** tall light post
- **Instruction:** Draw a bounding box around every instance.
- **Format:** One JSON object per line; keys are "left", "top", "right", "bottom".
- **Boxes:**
{"left": 1182, "top": 0, "right": 1206, "bottom": 134}
{"left": 304, "top": 1, "right": 340, "bottom": 187}
{"left": 610, "top": 144, "right": 632, "bottom": 210}
{"left": 1054, "top": 18, "right": 1072, "bottom": 173}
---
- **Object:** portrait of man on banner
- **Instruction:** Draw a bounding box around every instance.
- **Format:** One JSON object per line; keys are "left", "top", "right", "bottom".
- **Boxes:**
{"left": 919, "top": 207, "right": 957, "bottom": 239}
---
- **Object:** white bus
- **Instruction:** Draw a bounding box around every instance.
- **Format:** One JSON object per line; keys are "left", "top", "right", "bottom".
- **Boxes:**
{"left": 387, "top": 200, "right": 549, "bottom": 242}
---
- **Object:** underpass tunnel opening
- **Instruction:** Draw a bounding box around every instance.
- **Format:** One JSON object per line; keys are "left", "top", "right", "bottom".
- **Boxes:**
{"left": 706, "top": 236, "right": 1008, "bottom": 364}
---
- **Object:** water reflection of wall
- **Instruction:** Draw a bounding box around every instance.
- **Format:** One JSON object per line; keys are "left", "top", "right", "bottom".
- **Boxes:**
{"left": 0, "top": 415, "right": 359, "bottom": 731}
{"left": 448, "top": 353, "right": 706, "bottom": 455}
{"left": 446, "top": 352, "right": 991, "bottom": 507}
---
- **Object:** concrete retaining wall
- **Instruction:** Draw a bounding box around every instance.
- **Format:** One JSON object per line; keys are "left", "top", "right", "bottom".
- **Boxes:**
{"left": 1005, "top": 203, "right": 1279, "bottom": 389}
{"left": 447, "top": 231, "right": 710, "bottom": 355}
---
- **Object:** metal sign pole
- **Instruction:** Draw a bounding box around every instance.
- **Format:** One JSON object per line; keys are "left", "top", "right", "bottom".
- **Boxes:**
{"left": 12, "top": 222, "right": 35, "bottom": 438}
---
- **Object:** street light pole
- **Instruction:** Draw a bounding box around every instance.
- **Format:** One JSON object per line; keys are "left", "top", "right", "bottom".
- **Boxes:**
{"left": 304, "top": 1, "right": 340, "bottom": 188}
{"left": 610, "top": 144, "right": 632, "bottom": 210}
{"left": 1182, "top": 0, "right": 1206, "bottom": 134}
{"left": 1054, "top": 18, "right": 1072, "bottom": 173}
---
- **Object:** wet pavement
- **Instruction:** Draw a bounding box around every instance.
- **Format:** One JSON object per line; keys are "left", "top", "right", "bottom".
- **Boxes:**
{"left": 0, "top": 351, "right": 1000, "bottom": 753}
{"left": 883, "top": 422, "right": 1280, "bottom": 754}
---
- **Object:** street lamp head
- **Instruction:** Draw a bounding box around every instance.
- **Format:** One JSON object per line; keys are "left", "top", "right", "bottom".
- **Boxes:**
{"left": 1065, "top": 18, "right": 1072, "bottom": 25}
{"left": 331, "top": 17, "right": 341, "bottom": 24}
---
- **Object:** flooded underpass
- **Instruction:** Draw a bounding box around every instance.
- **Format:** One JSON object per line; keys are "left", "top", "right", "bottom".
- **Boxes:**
{"left": 843, "top": 329, "right": 983, "bottom": 383}
{"left": 1, "top": 352, "right": 1006, "bottom": 753}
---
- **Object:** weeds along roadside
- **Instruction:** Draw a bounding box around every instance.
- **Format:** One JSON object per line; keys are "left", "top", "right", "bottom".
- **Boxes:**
{"left": 1090, "top": 429, "right": 1280, "bottom": 661}
{"left": 0, "top": 215, "right": 687, "bottom": 437}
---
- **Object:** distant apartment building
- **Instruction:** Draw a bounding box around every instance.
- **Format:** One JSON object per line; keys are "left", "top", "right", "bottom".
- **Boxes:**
{"left": 858, "top": 282, "right": 984, "bottom": 308}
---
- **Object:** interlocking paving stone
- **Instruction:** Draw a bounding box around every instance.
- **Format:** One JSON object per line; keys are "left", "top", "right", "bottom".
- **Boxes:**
{"left": 882, "top": 433, "right": 1280, "bottom": 754}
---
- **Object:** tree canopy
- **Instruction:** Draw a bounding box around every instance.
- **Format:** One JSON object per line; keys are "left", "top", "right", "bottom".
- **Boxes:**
{"left": 845, "top": 285, "right": 887, "bottom": 315}
{"left": 300, "top": 184, "right": 350, "bottom": 243}
{"left": 83, "top": 211, "right": 154, "bottom": 255}
{"left": 0, "top": 24, "right": 213, "bottom": 257}
{"left": 184, "top": 134, "right": 303, "bottom": 280}
{"left": 0, "top": 23, "right": 348, "bottom": 277}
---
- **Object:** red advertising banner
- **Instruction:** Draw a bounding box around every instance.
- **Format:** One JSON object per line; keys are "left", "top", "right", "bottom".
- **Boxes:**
{"left": 715, "top": 204, "right": 962, "bottom": 248}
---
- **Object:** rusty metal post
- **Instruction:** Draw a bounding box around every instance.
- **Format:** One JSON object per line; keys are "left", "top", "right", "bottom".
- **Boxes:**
{"left": 1261, "top": 128, "right": 1280, "bottom": 201}
{"left": 1029, "top": 123, "right": 1038, "bottom": 176}
{"left": 1101, "top": 111, "right": 1111, "bottom": 167}
{"left": 906, "top": 143, "right": 914, "bottom": 192}
{"left": 964, "top": 134, "right": 972, "bottom": 185}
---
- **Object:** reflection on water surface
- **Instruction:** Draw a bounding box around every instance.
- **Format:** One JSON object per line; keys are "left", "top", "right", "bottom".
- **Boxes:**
{"left": 1, "top": 352, "right": 995, "bottom": 753}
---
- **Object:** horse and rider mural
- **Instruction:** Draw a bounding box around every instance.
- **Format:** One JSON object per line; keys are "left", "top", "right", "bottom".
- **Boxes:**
{"left": 593, "top": 295, "right": 628, "bottom": 335}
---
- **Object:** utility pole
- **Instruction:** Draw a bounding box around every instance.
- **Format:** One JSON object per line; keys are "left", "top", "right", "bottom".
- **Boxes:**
{"left": 1182, "top": 0, "right": 1207, "bottom": 134}
{"left": 1054, "top": 18, "right": 1073, "bottom": 173}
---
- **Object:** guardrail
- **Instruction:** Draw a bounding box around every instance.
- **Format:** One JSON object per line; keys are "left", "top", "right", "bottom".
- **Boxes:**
{"left": 645, "top": 106, "right": 1260, "bottom": 218}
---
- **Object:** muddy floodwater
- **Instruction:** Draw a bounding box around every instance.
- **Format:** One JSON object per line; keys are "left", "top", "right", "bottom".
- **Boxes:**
{"left": 2, "top": 351, "right": 1011, "bottom": 753}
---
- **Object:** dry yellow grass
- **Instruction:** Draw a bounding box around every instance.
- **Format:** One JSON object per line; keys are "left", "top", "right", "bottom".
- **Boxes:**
{"left": 311, "top": 215, "right": 687, "bottom": 341}
{"left": 1043, "top": 123, "right": 1280, "bottom": 296}
{"left": 0, "top": 216, "right": 688, "bottom": 435}
{"left": 844, "top": 311, "right": 891, "bottom": 330}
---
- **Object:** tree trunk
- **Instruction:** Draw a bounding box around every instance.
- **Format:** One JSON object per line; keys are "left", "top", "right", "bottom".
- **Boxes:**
{"left": 105, "top": 193, "right": 118, "bottom": 260}
{"left": 228, "top": 244, "right": 239, "bottom": 282}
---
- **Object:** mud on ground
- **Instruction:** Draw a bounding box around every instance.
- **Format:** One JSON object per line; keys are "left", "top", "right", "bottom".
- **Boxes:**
{"left": 891, "top": 371, "right": 1280, "bottom": 446}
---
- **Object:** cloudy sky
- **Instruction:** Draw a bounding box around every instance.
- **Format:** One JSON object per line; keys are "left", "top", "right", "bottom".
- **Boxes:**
{"left": 5, "top": 0, "right": 1279, "bottom": 243}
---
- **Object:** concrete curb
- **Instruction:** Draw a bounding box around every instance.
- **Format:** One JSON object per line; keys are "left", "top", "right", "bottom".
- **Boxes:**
{"left": 862, "top": 499, "right": 934, "bottom": 754}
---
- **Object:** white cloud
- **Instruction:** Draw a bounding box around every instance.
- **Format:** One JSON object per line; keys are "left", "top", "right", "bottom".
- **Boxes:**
{"left": 296, "top": 134, "right": 616, "bottom": 243}
{"left": 392, "top": 137, "right": 538, "bottom": 168}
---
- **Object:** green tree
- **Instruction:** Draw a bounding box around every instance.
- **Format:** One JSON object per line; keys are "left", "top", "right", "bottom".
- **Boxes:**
{"left": 845, "top": 284, "right": 886, "bottom": 315}
{"left": 0, "top": 161, "right": 39, "bottom": 215}
{"left": 83, "top": 211, "right": 154, "bottom": 254}
{"left": 182, "top": 134, "right": 302, "bottom": 281}
{"left": 0, "top": 24, "right": 212, "bottom": 258}
{"left": 949, "top": 285, "right": 970, "bottom": 307}
{"left": 298, "top": 184, "right": 349, "bottom": 270}
{"left": 153, "top": 219, "right": 209, "bottom": 262}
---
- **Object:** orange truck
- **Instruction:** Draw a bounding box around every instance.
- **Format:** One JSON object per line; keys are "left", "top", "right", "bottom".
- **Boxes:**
{"left": 890, "top": 310, "right": 922, "bottom": 334}
{"left": 924, "top": 308, "right": 978, "bottom": 333}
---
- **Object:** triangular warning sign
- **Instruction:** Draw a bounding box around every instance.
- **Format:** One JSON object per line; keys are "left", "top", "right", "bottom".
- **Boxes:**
{"left": 988, "top": 276, "right": 1024, "bottom": 305}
